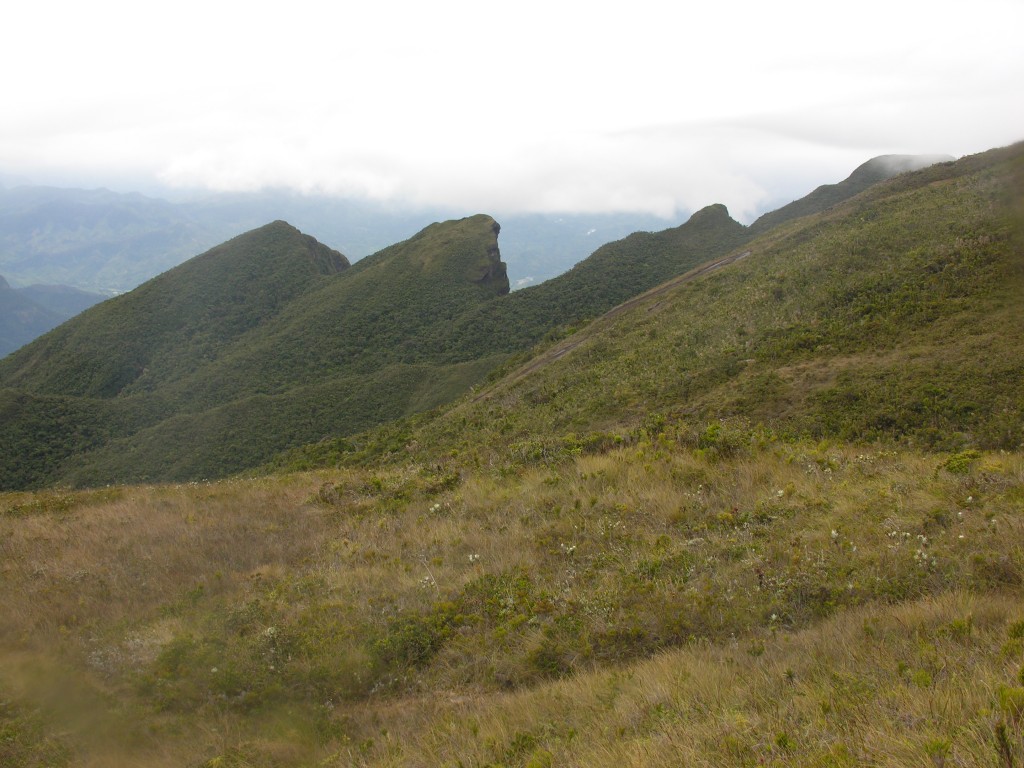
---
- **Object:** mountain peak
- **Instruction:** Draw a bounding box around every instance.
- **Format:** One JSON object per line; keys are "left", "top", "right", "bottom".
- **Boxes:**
{"left": 849, "top": 154, "right": 955, "bottom": 186}
{"left": 367, "top": 213, "right": 509, "bottom": 296}
{"left": 749, "top": 153, "right": 954, "bottom": 234}
{"left": 686, "top": 203, "right": 736, "bottom": 226}
{"left": 215, "top": 220, "right": 350, "bottom": 275}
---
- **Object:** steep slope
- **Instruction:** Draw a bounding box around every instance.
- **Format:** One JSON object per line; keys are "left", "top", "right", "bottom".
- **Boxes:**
{"left": 439, "top": 203, "right": 749, "bottom": 357}
{"left": 152, "top": 214, "right": 509, "bottom": 408}
{"left": 749, "top": 153, "right": 954, "bottom": 234}
{"left": 0, "top": 221, "right": 350, "bottom": 398}
{"left": 441, "top": 154, "right": 948, "bottom": 362}
{"left": 280, "top": 143, "right": 1023, "bottom": 472}
{"left": 0, "top": 216, "right": 509, "bottom": 487}
{"left": 0, "top": 151, "right": 977, "bottom": 489}
{"left": 0, "top": 203, "right": 748, "bottom": 487}
{"left": 3, "top": 146, "right": 1023, "bottom": 767}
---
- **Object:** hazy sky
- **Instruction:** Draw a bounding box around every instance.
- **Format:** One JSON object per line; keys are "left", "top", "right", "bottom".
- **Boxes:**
{"left": 3, "top": 0, "right": 1022, "bottom": 221}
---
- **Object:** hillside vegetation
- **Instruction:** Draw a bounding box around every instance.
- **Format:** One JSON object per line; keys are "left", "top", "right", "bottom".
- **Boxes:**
{"left": 0, "top": 216, "right": 508, "bottom": 488}
{"left": 0, "top": 144, "right": 1021, "bottom": 767}
{"left": 1, "top": 442, "right": 1021, "bottom": 766}
{"left": 0, "top": 204, "right": 744, "bottom": 488}
{"left": 0, "top": 149, "right": 950, "bottom": 490}
{"left": 282, "top": 144, "right": 1023, "bottom": 473}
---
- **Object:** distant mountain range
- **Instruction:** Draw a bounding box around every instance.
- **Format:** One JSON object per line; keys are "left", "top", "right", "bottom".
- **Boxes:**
{"left": 0, "top": 184, "right": 671, "bottom": 295}
{"left": 0, "top": 276, "right": 105, "bottom": 357}
{"left": 2, "top": 147, "right": 1001, "bottom": 490}
{"left": 0, "top": 155, "right": 955, "bottom": 359}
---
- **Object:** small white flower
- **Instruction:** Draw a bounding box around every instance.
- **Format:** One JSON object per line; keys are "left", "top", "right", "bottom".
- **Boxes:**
{"left": 831, "top": 529, "right": 839, "bottom": 540}
{"left": 211, "top": 667, "right": 218, "bottom": 674}
{"left": 468, "top": 553, "right": 481, "bottom": 563}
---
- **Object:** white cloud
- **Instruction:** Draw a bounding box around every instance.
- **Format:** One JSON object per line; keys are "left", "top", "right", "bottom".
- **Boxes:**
{"left": 1, "top": 0, "right": 1021, "bottom": 218}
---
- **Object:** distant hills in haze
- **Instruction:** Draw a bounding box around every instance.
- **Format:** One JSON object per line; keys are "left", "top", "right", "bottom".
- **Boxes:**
{"left": 4, "top": 146, "right": 1013, "bottom": 491}
{"left": 0, "top": 183, "right": 670, "bottom": 294}
{"left": 0, "top": 276, "right": 105, "bottom": 357}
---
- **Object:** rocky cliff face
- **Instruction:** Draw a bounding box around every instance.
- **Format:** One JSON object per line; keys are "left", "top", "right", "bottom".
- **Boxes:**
{"left": 472, "top": 219, "right": 510, "bottom": 294}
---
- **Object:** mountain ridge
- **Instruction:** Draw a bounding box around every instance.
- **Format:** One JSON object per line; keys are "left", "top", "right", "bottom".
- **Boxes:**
{"left": 2, "top": 144, "right": 1023, "bottom": 768}
{"left": 749, "top": 153, "right": 955, "bottom": 234}
{"left": 0, "top": 151, "right": 974, "bottom": 488}
{"left": 273, "top": 143, "right": 1023, "bottom": 473}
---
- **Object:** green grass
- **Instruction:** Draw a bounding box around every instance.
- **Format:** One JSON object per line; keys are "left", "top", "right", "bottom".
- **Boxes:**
{"left": 1, "top": 440, "right": 1021, "bottom": 765}
{"left": 0, "top": 144, "right": 1022, "bottom": 763}
{"left": 282, "top": 143, "right": 1022, "bottom": 475}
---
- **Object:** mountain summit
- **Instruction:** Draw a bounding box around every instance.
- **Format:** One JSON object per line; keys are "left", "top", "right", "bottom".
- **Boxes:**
{"left": 749, "top": 153, "right": 954, "bottom": 233}
{"left": 0, "top": 215, "right": 510, "bottom": 487}
{"left": 0, "top": 220, "right": 350, "bottom": 398}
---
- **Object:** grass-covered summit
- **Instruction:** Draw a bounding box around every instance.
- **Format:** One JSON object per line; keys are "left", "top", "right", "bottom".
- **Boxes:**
{"left": 0, "top": 221, "right": 350, "bottom": 397}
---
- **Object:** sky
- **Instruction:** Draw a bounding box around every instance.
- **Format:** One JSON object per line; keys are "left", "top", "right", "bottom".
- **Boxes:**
{"left": 3, "top": 0, "right": 1023, "bottom": 222}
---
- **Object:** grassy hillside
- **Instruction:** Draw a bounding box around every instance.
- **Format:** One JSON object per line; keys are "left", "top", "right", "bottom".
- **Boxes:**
{"left": 1, "top": 442, "right": 1021, "bottom": 766}
{"left": 0, "top": 150, "right": 959, "bottom": 490}
{"left": 748, "top": 153, "right": 955, "bottom": 235}
{"left": 281, "top": 143, "right": 1022, "bottom": 474}
{"left": 0, "top": 144, "right": 1022, "bottom": 766}
{"left": 0, "top": 221, "right": 350, "bottom": 398}
{"left": 440, "top": 203, "right": 750, "bottom": 357}
{"left": 0, "top": 204, "right": 747, "bottom": 489}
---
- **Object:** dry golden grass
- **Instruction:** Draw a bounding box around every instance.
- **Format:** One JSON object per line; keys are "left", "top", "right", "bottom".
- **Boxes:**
{"left": 1, "top": 443, "right": 1021, "bottom": 766}
{"left": 349, "top": 591, "right": 1024, "bottom": 767}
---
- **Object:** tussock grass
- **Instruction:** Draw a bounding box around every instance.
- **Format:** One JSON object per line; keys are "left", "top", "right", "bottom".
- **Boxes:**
{"left": 374, "top": 591, "right": 1024, "bottom": 767}
{"left": 1, "top": 440, "right": 1021, "bottom": 765}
